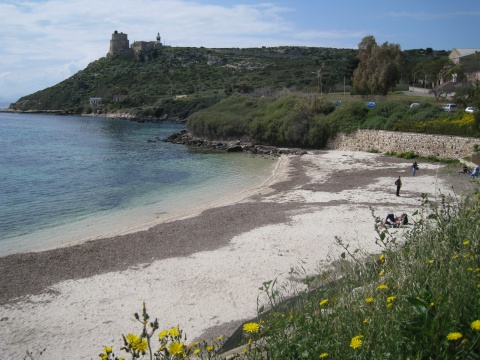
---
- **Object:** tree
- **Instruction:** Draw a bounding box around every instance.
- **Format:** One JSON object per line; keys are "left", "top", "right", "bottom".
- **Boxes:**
{"left": 352, "top": 36, "right": 404, "bottom": 96}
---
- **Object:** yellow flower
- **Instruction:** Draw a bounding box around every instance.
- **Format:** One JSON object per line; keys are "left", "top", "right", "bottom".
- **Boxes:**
{"left": 169, "top": 342, "right": 184, "bottom": 355}
{"left": 453, "top": 254, "right": 460, "bottom": 259}
{"left": 126, "top": 333, "right": 140, "bottom": 346}
{"left": 471, "top": 320, "right": 480, "bottom": 330}
{"left": 319, "top": 299, "right": 328, "bottom": 306}
{"left": 101, "top": 355, "right": 108, "bottom": 360}
{"left": 446, "top": 332, "right": 463, "bottom": 341}
{"left": 379, "top": 270, "right": 385, "bottom": 276}
{"left": 136, "top": 338, "right": 148, "bottom": 352}
{"left": 350, "top": 335, "right": 363, "bottom": 349}
{"left": 387, "top": 296, "right": 396, "bottom": 307}
{"left": 169, "top": 327, "right": 180, "bottom": 337}
{"left": 103, "top": 347, "right": 113, "bottom": 354}
{"left": 206, "top": 345, "right": 214, "bottom": 352}
{"left": 379, "top": 254, "right": 385, "bottom": 262}
{"left": 243, "top": 322, "right": 260, "bottom": 333}
{"left": 430, "top": 302, "right": 435, "bottom": 307}
{"left": 427, "top": 260, "right": 434, "bottom": 264}
{"left": 217, "top": 335, "right": 223, "bottom": 341}
{"left": 319, "top": 352, "right": 329, "bottom": 358}
{"left": 365, "top": 297, "right": 374, "bottom": 303}
{"left": 468, "top": 267, "right": 474, "bottom": 271}
{"left": 158, "top": 330, "right": 169, "bottom": 339}
{"left": 477, "top": 284, "right": 480, "bottom": 288}
{"left": 463, "top": 240, "right": 470, "bottom": 245}
{"left": 193, "top": 349, "right": 201, "bottom": 355}
{"left": 363, "top": 319, "right": 369, "bottom": 323}
{"left": 377, "top": 284, "right": 388, "bottom": 290}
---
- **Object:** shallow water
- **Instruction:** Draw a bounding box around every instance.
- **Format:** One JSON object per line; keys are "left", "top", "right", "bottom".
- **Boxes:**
{"left": 0, "top": 113, "right": 277, "bottom": 255}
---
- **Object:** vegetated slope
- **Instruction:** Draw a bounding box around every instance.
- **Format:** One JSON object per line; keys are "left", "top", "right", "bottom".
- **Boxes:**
{"left": 187, "top": 93, "right": 480, "bottom": 148}
{"left": 8, "top": 46, "right": 358, "bottom": 115}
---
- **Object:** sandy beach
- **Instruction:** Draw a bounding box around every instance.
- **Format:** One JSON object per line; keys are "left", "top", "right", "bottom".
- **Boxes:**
{"left": 0, "top": 150, "right": 474, "bottom": 359}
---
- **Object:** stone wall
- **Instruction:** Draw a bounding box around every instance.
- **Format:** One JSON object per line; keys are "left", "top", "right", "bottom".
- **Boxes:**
{"left": 327, "top": 129, "right": 480, "bottom": 162}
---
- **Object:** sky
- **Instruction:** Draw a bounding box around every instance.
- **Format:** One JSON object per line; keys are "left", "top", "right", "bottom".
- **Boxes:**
{"left": 0, "top": 0, "right": 479, "bottom": 102}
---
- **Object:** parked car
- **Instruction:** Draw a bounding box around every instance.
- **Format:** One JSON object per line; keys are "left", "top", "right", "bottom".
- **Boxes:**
{"left": 442, "top": 103, "right": 457, "bottom": 112}
{"left": 366, "top": 101, "right": 376, "bottom": 108}
{"left": 465, "top": 106, "right": 478, "bottom": 113}
{"left": 410, "top": 103, "right": 420, "bottom": 107}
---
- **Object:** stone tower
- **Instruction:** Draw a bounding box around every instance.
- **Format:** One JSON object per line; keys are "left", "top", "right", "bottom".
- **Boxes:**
{"left": 109, "top": 30, "right": 129, "bottom": 56}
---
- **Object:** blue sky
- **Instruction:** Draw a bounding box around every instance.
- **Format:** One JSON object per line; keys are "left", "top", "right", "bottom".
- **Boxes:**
{"left": 0, "top": 0, "right": 479, "bottom": 101}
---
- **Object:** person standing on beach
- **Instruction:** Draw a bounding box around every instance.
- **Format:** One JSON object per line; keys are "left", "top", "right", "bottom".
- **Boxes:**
{"left": 412, "top": 161, "right": 418, "bottom": 176}
{"left": 395, "top": 176, "right": 402, "bottom": 196}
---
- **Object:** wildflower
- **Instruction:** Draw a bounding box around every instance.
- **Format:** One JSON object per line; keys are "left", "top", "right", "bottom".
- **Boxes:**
{"left": 468, "top": 267, "right": 474, "bottom": 271}
{"left": 478, "top": 284, "right": 480, "bottom": 288}
{"left": 193, "top": 349, "right": 201, "bottom": 355}
{"left": 463, "top": 240, "right": 470, "bottom": 245}
{"left": 379, "top": 254, "right": 385, "bottom": 263}
{"left": 169, "top": 327, "right": 180, "bottom": 337}
{"left": 379, "top": 270, "right": 385, "bottom": 276}
{"left": 126, "top": 333, "right": 140, "bottom": 346}
{"left": 471, "top": 320, "right": 480, "bottom": 330}
{"left": 350, "top": 335, "right": 363, "bottom": 349}
{"left": 363, "top": 319, "right": 369, "bottom": 323}
{"left": 377, "top": 284, "right": 388, "bottom": 290}
{"left": 243, "top": 349, "right": 248, "bottom": 354}
{"left": 217, "top": 335, "right": 223, "bottom": 341}
{"left": 206, "top": 345, "right": 214, "bottom": 352}
{"left": 453, "top": 254, "right": 460, "bottom": 259}
{"left": 476, "top": 268, "right": 480, "bottom": 272}
{"left": 446, "top": 332, "right": 463, "bottom": 341}
{"left": 386, "top": 296, "right": 396, "bottom": 307}
{"left": 136, "top": 338, "right": 148, "bottom": 352}
{"left": 427, "top": 260, "right": 434, "bottom": 264}
{"left": 189, "top": 342, "right": 199, "bottom": 349}
{"left": 319, "top": 353, "right": 329, "bottom": 358}
{"left": 243, "top": 322, "right": 260, "bottom": 333}
{"left": 319, "top": 299, "right": 328, "bottom": 306}
{"left": 169, "top": 342, "right": 184, "bottom": 355}
{"left": 103, "top": 347, "right": 113, "bottom": 354}
{"left": 430, "top": 302, "right": 435, "bottom": 307}
{"left": 158, "top": 330, "right": 169, "bottom": 339}
{"left": 365, "top": 297, "right": 374, "bottom": 303}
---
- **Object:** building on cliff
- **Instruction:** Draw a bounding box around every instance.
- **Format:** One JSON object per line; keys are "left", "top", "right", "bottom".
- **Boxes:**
{"left": 108, "top": 31, "right": 163, "bottom": 56}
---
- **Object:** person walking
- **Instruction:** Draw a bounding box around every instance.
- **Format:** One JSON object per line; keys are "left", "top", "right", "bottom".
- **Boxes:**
{"left": 412, "top": 161, "right": 418, "bottom": 176}
{"left": 395, "top": 176, "right": 402, "bottom": 196}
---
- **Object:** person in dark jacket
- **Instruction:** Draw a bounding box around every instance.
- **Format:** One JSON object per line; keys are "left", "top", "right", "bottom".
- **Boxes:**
{"left": 395, "top": 176, "right": 402, "bottom": 196}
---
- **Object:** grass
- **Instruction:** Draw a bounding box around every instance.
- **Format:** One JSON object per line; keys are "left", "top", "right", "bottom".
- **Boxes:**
{"left": 93, "top": 175, "right": 480, "bottom": 360}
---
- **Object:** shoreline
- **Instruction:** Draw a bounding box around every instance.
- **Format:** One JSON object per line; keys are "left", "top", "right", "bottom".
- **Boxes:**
{"left": 0, "top": 154, "right": 282, "bottom": 257}
{"left": 0, "top": 150, "right": 474, "bottom": 359}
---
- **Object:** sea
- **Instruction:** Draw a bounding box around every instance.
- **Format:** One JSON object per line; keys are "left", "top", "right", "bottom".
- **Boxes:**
{"left": 0, "top": 112, "right": 278, "bottom": 256}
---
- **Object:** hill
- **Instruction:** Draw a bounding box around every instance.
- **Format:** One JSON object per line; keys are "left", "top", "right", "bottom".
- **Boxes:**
{"left": 7, "top": 46, "right": 449, "bottom": 119}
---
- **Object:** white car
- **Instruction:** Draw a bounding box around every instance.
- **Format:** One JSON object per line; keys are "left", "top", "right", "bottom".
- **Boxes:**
{"left": 443, "top": 103, "right": 457, "bottom": 112}
{"left": 465, "top": 106, "right": 477, "bottom": 113}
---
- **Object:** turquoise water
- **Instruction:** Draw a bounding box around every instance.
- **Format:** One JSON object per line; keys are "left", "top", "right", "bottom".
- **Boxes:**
{"left": 0, "top": 113, "right": 277, "bottom": 255}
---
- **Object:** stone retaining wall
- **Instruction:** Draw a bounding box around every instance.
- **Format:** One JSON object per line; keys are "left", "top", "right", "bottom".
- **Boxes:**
{"left": 327, "top": 129, "right": 480, "bottom": 162}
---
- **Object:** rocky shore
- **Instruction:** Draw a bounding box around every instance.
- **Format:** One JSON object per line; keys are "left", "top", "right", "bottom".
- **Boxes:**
{"left": 163, "top": 130, "right": 308, "bottom": 156}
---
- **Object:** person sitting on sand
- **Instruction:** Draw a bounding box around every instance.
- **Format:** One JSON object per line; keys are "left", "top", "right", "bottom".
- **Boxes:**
{"left": 384, "top": 213, "right": 408, "bottom": 228}
{"left": 469, "top": 166, "right": 480, "bottom": 178}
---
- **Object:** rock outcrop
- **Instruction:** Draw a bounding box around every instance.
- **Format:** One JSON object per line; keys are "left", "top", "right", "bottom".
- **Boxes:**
{"left": 163, "top": 130, "right": 308, "bottom": 156}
